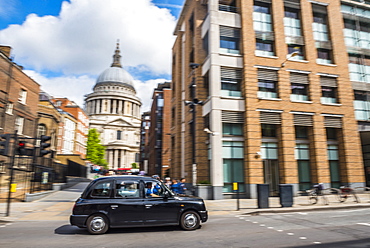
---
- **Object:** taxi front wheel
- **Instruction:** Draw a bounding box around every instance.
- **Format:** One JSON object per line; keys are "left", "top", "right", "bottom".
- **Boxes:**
{"left": 180, "top": 211, "right": 200, "bottom": 231}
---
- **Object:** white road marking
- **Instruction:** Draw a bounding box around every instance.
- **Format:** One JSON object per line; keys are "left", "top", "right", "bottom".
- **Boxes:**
{"left": 252, "top": 221, "right": 258, "bottom": 224}
{"left": 277, "top": 230, "right": 283, "bottom": 232}
{"left": 297, "top": 212, "right": 308, "bottom": 215}
{"left": 267, "top": 227, "right": 274, "bottom": 229}
{"left": 313, "top": 242, "right": 322, "bottom": 244}
{"left": 357, "top": 223, "right": 370, "bottom": 226}
{"left": 340, "top": 209, "right": 367, "bottom": 213}
{"left": 287, "top": 233, "right": 294, "bottom": 235}
{"left": 299, "top": 237, "right": 307, "bottom": 240}
{"left": 260, "top": 224, "right": 265, "bottom": 227}
{"left": 0, "top": 225, "right": 5, "bottom": 228}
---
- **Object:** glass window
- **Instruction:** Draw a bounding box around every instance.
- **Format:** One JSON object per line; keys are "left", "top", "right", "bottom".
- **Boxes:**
{"left": 354, "top": 90, "right": 370, "bottom": 120}
{"left": 223, "top": 123, "right": 243, "bottom": 136}
{"left": 222, "top": 141, "right": 244, "bottom": 159}
{"left": 223, "top": 159, "right": 244, "bottom": 193}
{"left": 321, "top": 86, "right": 337, "bottom": 104}
{"left": 288, "top": 45, "right": 304, "bottom": 60}
{"left": 221, "top": 67, "right": 242, "bottom": 97}
{"left": 145, "top": 181, "right": 165, "bottom": 197}
{"left": 37, "top": 124, "right": 47, "bottom": 137}
{"left": 317, "top": 49, "right": 332, "bottom": 64}
{"left": 261, "top": 124, "right": 277, "bottom": 137}
{"left": 220, "top": 37, "right": 240, "bottom": 54}
{"left": 295, "top": 126, "right": 308, "bottom": 139}
{"left": 18, "top": 89, "right": 27, "bottom": 104}
{"left": 291, "top": 83, "right": 309, "bottom": 101}
{"left": 117, "top": 130, "right": 122, "bottom": 140}
{"left": 15, "top": 116, "right": 24, "bottom": 135}
{"left": 5, "top": 103, "right": 13, "bottom": 115}
{"left": 220, "top": 26, "right": 240, "bottom": 54}
{"left": 256, "top": 40, "right": 275, "bottom": 56}
{"left": 284, "top": 7, "right": 301, "bottom": 37}
{"left": 115, "top": 181, "right": 140, "bottom": 198}
{"left": 298, "top": 160, "right": 311, "bottom": 190}
{"left": 91, "top": 181, "right": 112, "bottom": 198}
{"left": 258, "top": 79, "right": 278, "bottom": 98}
{"left": 261, "top": 142, "right": 278, "bottom": 159}
{"left": 326, "top": 128, "right": 337, "bottom": 140}
{"left": 295, "top": 144, "right": 310, "bottom": 160}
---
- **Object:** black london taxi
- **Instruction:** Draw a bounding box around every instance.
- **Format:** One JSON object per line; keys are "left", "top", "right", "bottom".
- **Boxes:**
{"left": 70, "top": 176, "right": 208, "bottom": 234}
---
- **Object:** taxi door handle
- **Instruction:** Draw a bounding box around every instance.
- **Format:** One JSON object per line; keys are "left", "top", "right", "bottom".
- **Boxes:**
{"left": 145, "top": 205, "right": 153, "bottom": 209}
{"left": 111, "top": 205, "right": 118, "bottom": 209}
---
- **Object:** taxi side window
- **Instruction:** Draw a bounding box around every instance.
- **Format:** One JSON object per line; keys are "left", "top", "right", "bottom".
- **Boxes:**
{"left": 115, "top": 181, "right": 140, "bottom": 198}
{"left": 145, "top": 181, "right": 165, "bottom": 198}
{"left": 91, "top": 181, "right": 112, "bottom": 198}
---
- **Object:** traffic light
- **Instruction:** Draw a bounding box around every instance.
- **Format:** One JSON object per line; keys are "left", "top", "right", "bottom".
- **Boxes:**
{"left": 0, "top": 134, "right": 11, "bottom": 156}
{"left": 40, "top": 135, "right": 51, "bottom": 157}
{"left": 16, "top": 141, "right": 33, "bottom": 156}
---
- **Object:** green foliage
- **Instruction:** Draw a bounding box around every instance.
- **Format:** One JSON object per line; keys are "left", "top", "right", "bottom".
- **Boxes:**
{"left": 86, "top": 129, "right": 108, "bottom": 168}
{"left": 198, "top": 180, "right": 211, "bottom": 185}
{"left": 131, "top": 163, "right": 138, "bottom": 169}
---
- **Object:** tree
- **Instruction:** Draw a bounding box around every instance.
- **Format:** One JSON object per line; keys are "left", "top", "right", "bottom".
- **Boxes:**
{"left": 86, "top": 129, "right": 108, "bottom": 169}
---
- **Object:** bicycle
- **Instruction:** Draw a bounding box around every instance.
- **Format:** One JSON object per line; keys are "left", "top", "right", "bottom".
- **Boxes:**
{"left": 307, "top": 186, "right": 329, "bottom": 205}
{"left": 336, "top": 186, "right": 360, "bottom": 203}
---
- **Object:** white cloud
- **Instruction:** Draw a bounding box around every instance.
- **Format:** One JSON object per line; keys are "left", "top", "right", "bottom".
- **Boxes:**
{"left": 0, "top": 0, "right": 176, "bottom": 76}
{"left": 134, "top": 78, "right": 169, "bottom": 112}
{"left": 1, "top": 0, "right": 177, "bottom": 114}
{"left": 24, "top": 70, "right": 95, "bottom": 108}
{"left": 24, "top": 70, "right": 165, "bottom": 113}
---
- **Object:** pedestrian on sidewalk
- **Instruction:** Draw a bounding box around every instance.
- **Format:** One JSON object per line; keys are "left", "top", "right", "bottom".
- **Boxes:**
{"left": 171, "top": 179, "right": 179, "bottom": 194}
{"left": 178, "top": 178, "right": 187, "bottom": 195}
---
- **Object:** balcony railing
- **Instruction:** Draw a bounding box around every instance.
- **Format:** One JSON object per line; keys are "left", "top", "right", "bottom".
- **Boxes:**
{"left": 219, "top": 4, "right": 238, "bottom": 13}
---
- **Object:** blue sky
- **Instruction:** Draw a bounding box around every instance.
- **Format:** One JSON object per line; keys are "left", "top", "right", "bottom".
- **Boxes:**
{"left": 0, "top": 0, "right": 185, "bottom": 111}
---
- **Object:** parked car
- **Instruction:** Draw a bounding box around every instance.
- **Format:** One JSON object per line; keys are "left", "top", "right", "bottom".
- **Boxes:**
{"left": 70, "top": 175, "right": 208, "bottom": 234}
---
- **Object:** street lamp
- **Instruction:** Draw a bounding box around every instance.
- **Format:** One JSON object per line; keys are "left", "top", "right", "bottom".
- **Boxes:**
{"left": 204, "top": 128, "right": 218, "bottom": 136}
{"left": 186, "top": 63, "right": 202, "bottom": 186}
{"left": 281, "top": 51, "right": 299, "bottom": 67}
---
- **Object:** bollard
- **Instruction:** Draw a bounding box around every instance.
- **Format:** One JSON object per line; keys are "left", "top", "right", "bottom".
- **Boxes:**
{"left": 257, "top": 184, "right": 269, "bottom": 208}
{"left": 279, "top": 184, "right": 293, "bottom": 207}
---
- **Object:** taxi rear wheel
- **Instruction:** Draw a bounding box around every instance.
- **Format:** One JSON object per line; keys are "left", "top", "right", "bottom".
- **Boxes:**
{"left": 86, "top": 214, "right": 109, "bottom": 234}
{"left": 180, "top": 210, "right": 200, "bottom": 231}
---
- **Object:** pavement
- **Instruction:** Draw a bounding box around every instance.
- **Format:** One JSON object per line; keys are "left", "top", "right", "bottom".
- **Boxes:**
{"left": 0, "top": 182, "right": 370, "bottom": 223}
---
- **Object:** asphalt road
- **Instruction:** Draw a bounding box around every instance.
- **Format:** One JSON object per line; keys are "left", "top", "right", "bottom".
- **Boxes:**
{"left": 1, "top": 208, "right": 370, "bottom": 247}
{"left": 1, "top": 183, "right": 370, "bottom": 248}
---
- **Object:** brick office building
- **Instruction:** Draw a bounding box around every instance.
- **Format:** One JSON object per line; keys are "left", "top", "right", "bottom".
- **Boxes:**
{"left": 171, "top": 0, "right": 368, "bottom": 199}
{"left": 0, "top": 45, "right": 40, "bottom": 140}
{"left": 147, "top": 82, "right": 172, "bottom": 177}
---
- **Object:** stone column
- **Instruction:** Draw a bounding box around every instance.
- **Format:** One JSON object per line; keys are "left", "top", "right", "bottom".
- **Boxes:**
{"left": 113, "top": 100, "right": 117, "bottom": 114}
{"left": 114, "top": 149, "right": 119, "bottom": 169}
{"left": 107, "top": 99, "right": 111, "bottom": 114}
{"left": 120, "top": 149, "right": 125, "bottom": 167}
{"left": 108, "top": 150, "right": 114, "bottom": 169}
{"left": 118, "top": 100, "right": 123, "bottom": 115}
{"left": 96, "top": 100, "right": 101, "bottom": 114}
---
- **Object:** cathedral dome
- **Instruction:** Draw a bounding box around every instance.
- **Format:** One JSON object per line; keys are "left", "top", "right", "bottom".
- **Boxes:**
{"left": 94, "top": 42, "right": 135, "bottom": 89}
{"left": 96, "top": 67, "right": 133, "bottom": 86}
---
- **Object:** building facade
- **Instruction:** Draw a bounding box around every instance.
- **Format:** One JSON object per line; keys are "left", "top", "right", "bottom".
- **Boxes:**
{"left": 0, "top": 46, "right": 40, "bottom": 139}
{"left": 84, "top": 44, "right": 142, "bottom": 170}
{"left": 147, "top": 82, "right": 172, "bottom": 177}
{"left": 139, "top": 111, "right": 151, "bottom": 173}
{"left": 172, "top": 0, "right": 367, "bottom": 199}
{"left": 38, "top": 92, "right": 62, "bottom": 153}
{"left": 51, "top": 98, "right": 88, "bottom": 158}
